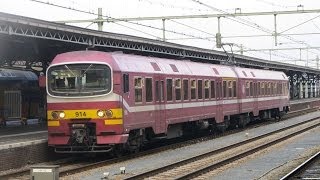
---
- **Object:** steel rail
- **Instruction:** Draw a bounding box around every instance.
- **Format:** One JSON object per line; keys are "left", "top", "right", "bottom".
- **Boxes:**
{"left": 280, "top": 151, "right": 320, "bottom": 180}
{"left": 124, "top": 117, "right": 320, "bottom": 179}
{"left": 0, "top": 108, "right": 317, "bottom": 179}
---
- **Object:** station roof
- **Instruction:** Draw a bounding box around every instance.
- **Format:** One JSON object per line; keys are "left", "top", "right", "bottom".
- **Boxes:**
{"left": 0, "top": 12, "right": 320, "bottom": 77}
{"left": 0, "top": 68, "right": 38, "bottom": 81}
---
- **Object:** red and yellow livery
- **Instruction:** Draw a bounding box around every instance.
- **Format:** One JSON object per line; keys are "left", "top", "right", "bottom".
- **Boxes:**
{"left": 47, "top": 51, "right": 289, "bottom": 153}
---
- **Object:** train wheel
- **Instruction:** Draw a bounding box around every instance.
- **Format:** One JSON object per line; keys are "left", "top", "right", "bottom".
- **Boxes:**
{"left": 238, "top": 115, "right": 249, "bottom": 128}
{"left": 112, "top": 145, "right": 125, "bottom": 157}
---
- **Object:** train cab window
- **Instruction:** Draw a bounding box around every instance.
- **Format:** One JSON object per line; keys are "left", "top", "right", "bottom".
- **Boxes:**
{"left": 166, "top": 79, "right": 173, "bottom": 101}
{"left": 233, "top": 81, "right": 237, "bottom": 97}
{"left": 210, "top": 81, "right": 216, "bottom": 99}
{"left": 175, "top": 79, "right": 182, "bottom": 101}
{"left": 198, "top": 80, "right": 203, "bottom": 99}
{"left": 228, "top": 81, "right": 232, "bottom": 98}
{"left": 183, "top": 79, "right": 189, "bottom": 100}
{"left": 134, "top": 77, "right": 143, "bottom": 103}
{"left": 204, "top": 80, "right": 210, "bottom": 99}
{"left": 246, "top": 82, "right": 250, "bottom": 97}
{"left": 191, "top": 80, "right": 196, "bottom": 100}
{"left": 223, "top": 81, "right": 227, "bottom": 98}
{"left": 145, "top": 78, "right": 153, "bottom": 102}
{"left": 123, "top": 74, "right": 129, "bottom": 93}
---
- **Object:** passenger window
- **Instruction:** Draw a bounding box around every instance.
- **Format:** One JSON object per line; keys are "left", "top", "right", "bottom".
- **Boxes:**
{"left": 250, "top": 82, "right": 253, "bottom": 97}
{"left": 246, "top": 82, "right": 250, "bottom": 97}
{"left": 204, "top": 80, "right": 210, "bottom": 99}
{"left": 198, "top": 80, "right": 203, "bottom": 99}
{"left": 183, "top": 79, "right": 189, "bottom": 100}
{"left": 191, "top": 80, "right": 196, "bottom": 100}
{"left": 123, "top": 74, "right": 129, "bottom": 93}
{"left": 175, "top": 79, "right": 181, "bottom": 101}
{"left": 257, "top": 82, "right": 260, "bottom": 96}
{"left": 211, "top": 81, "right": 215, "bottom": 99}
{"left": 166, "top": 79, "right": 173, "bottom": 101}
{"left": 134, "top": 77, "right": 143, "bottom": 103}
{"left": 223, "top": 81, "right": 227, "bottom": 98}
{"left": 145, "top": 78, "right": 153, "bottom": 102}
{"left": 233, "top": 81, "right": 237, "bottom": 97}
{"left": 228, "top": 81, "right": 232, "bottom": 98}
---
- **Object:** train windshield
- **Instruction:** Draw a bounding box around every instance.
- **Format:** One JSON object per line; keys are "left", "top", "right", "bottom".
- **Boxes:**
{"left": 47, "top": 64, "right": 111, "bottom": 97}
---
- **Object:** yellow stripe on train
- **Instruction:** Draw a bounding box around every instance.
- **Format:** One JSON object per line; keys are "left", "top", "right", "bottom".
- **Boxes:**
{"left": 47, "top": 108, "right": 123, "bottom": 120}
{"left": 104, "top": 119, "right": 123, "bottom": 125}
{"left": 48, "top": 120, "right": 60, "bottom": 127}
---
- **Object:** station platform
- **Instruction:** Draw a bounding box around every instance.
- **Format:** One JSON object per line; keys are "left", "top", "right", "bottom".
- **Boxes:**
{"left": 0, "top": 97, "right": 320, "bottom": 172}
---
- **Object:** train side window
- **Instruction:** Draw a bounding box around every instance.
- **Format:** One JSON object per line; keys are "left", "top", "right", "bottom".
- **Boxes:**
{"left": 210, "top": 80, "right": 215, "bottom": 99}
{"left": 198, "top": 80, "right": 203, "bottom": 99}
{"left": 183, "top": 79, "right": 189, "bottom": 100}
{"left": 123, "top": 74, "right": 129, "bottom": 93}
{"left": 175, "top": 79, "right": 182, "bottom": 101}
{"left": 246, "top": 81, "right": 250, "bottom": 97}
{"left": 204, "top": 80, "right": 210, "bottom": 99}
{"left": 228, "top": 81, "right": 232, "bottom": 98}
{"left": 250, "top": 82, "right": 253, "bottom": 97}
{"left": 191, "top": 80, "right": 196, "bottom": 100}
{"left": 233, "top": 81, "right": 237, "bottom": 97}
{"left": 268, "top": 82, "right": 271, "bottom": 96}
{"left": 253, "top": 82, "right": 257, "bottom": 96}
{"left": 134, "top": 77, "right": 143, "bottom": 103}
{"left": 145, "top": 78, "right": 153, "bottom": 102}
{"left": 257, "top": 82, "right": 260, "bottom": 96}
{"left": 261, "top": 82, "right": 265, "bottom": 96}
{"left": 166, "top": 79, "right": 173, "bottom": 101}
{"left": 223, "top": 81, "right": 227, "bottom": 98}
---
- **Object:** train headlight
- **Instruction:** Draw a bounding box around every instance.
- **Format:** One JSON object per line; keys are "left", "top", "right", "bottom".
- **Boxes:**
{"left": 51, "top": 111, "right": 59, "bottom": 119}
{"left": 105, "top": 109, "right": 113, "bottom": 118}
{"left": 59, "top": 111, "right": 66, "bottom": 119}
{"left": 97, "top": 110, "right": 105, "bottom": 118}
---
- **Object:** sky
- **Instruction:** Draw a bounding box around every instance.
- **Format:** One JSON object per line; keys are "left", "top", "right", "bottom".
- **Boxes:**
{"left": 1, "top": 0, "right": 320, "bottom": 68}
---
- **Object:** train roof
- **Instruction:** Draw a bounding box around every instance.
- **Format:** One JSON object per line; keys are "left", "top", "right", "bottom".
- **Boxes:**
{"left": 51, "top": 51, "right": 288, "bottom": 81}
{"left": 112, "top": 53, "right": 237, "bottom": 78}
{"left": 234, "top": 67, "right": 288, "bottom": 80}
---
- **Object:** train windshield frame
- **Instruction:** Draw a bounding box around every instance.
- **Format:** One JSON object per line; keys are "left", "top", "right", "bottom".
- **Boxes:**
{"left": 47, "top": 63, "right": 112, "bottom": 97}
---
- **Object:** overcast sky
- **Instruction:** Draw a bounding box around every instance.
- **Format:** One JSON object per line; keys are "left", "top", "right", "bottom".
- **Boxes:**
{"left": 1, "top": 0, "right": 320, "bottom": 68}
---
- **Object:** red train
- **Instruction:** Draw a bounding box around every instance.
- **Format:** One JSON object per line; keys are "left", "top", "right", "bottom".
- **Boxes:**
{"left": 46, "top": 51, "right": 289, "bottom": 153}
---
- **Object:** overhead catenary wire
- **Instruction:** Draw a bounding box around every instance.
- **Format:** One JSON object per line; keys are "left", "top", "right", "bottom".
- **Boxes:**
{"left": 29, "top": 0, "right": 215, "bottom": 42}
{"left": 190, "top": 0, "right": 320, "bottom": 58}
{"left": 28, "top": 0, "right": 317, "bottom": 63}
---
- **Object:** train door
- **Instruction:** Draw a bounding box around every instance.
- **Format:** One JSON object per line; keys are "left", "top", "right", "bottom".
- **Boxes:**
{"left": 154, "top": 78, "right": 166, "bottom": 134}
{"left": 216, "top": 78, "right": 223, "bottom": 123}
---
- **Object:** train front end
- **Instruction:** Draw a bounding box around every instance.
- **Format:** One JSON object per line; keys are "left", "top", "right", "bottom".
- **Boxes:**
{"left": 46, "top": 52, "right": 127, "bottom": 153}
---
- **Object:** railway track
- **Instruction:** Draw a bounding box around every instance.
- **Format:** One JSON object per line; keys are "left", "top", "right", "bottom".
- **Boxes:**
{"left": 280, "top": 151, "right": 320, "bottom": 180}
{"left": 124, "top": 117, "right": 320, "bottom": 179}
{"left": 1, "top": 107, "right": 318, "bottom": 179}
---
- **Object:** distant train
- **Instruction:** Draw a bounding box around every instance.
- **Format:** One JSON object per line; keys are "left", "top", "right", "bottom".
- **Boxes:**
{"left": 46, "top": 51, "right": 289, "bottom": 153}
{"left": 0, "top": 68, "right": 41, "bottom": 126}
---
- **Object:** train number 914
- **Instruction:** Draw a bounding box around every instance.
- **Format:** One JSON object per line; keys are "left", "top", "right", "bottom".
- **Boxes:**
{"left": 75, "top": 112, "right": 86, "bottom": 117}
